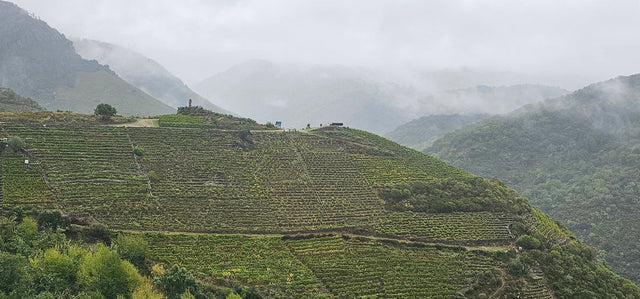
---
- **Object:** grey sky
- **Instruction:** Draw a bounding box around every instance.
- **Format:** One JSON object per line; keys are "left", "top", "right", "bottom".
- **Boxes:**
{"left": 10, "top": 0, "right": 640, "bottom": 85}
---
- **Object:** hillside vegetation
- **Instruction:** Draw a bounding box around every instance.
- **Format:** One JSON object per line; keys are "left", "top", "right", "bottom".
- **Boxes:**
{"left": 427, "top": 73, "right": 640, "bottom": 284}
{"left": 0, "top": 88, "right": 42, "bottom": 112}
{"left": 0, "top": 110, "right": 638, "bottom": 298}
{"left": 73, "top": 39, "right": 231, "bottom": 114}
{"left": 0, "top": 1, "right": 174, "bottom": 116}
{"left": 386, "top": 113, "right": 489, "bottom": 150}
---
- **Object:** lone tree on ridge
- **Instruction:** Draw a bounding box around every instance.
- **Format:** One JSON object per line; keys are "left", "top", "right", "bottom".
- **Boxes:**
{"left": 94, "top": 103, "right": 117, "bottom": 121}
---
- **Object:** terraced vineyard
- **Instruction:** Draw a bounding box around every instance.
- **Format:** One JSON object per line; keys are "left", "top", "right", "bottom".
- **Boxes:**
{"left": 144, "top": 232, "right": 508, "bottom": 298}
{"left": 0, "top": 123, "right": 570, "bottom": 245}
{"left": 1, "top": 116, "right": 637, "bottom": 298}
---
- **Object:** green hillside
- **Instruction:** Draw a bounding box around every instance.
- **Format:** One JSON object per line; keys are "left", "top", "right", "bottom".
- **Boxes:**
{"left": 386, "top": 113, "right": 489, "bottom": 150}
{"left": 53, "top": 70, "right": 174, "bottom": 116}
{"left": 0, "top": 1, "right": 175, "bottom": 117}
{"left": 427, "top": 74, "right": 640, "bottom": 284}
{"left": 0, "top": 87, "right": 43, "bottom": 112}
{"left": 73, "top": 38, "right": 232, "bottom": 114}
{"left": 0, "top": 112, "right": 638, "bottom": 298}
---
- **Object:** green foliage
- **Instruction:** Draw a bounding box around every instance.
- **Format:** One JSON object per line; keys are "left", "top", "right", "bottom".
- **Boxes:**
{"left": 113, "top": 234, "right": 149, "bottom": 272}
{"left": 542, "top": 241, "right": 640, "bottom": 298}
{"left": 94, "top": 103, "right": 117, "bottom": 121}
{"left": 507, "top": 258, "right": 526, "bottom": 277}
{"left": 516, "top": 235, "right": 541, "bottom": 250}
{"left": 2, "top": 115, "right": 639, "bottom": 297}
{"left": 78, "top": 243, "right": 143, "bottom": 299}
{"left": 379, "top": 178, "right": 527, "bottom": 214}
{"left": 16, "top": 217, "right": 38, "bottom": 246}
{"left": 37, "top": 210, "right": 70, "bottom": 231}
{"left": 7, "top": 136, "right": 25, "bottom": 152}
{"left": 132, "top": 146, "right": 145, "bottom": 157}
{"left": 30, "top": 248, "right": 77, "bottom": 294}
{"left": 0, "top": 251, "right": 31, "bottom": 296}
{"left": 156, "top": 265, "right": 197, "bottom": 299}
{"left": 238, "top": 128, "right": 252, "bottom": 142}
{"left": 427, "top": 107, "right": 640, "bottom": 283}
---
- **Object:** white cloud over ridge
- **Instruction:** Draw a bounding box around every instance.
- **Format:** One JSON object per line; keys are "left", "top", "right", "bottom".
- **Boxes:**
{"left": 10, "top": 0, "right": 640, "bottom": 85}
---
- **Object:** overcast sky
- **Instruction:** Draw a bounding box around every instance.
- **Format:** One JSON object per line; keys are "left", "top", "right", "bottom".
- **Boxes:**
{"left": 10, "top": 0, "right": 640, "bottom": 86}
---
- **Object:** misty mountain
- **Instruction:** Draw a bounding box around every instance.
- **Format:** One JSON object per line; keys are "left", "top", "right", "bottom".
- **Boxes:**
{"left": 0, "top": 1, "right": 173, "bottom": 116}
{"left": 73, "top": 39, "right": 231, "bottom": 114}
{"left": 386, "top": 114, "right": 490, "bottom": 150}
{"left": 426, "top": 73, "right": 640, "bottom": 283}
{"left": 385, "top": 84, "right": 568, "bottom": 150}
{"left": 196, "top": 60, "right": 568, "bottom": 134}
{"left": 0, "top": 87, "right": 42, "bottom": 112}
{"left": 195, "top": 59, "right": 411, "bottom": 133}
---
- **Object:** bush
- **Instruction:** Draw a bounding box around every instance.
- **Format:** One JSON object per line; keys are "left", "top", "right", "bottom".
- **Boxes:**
{"left": 78, "top": 244, "right": 143, "bottom": 299}
{"left": 7, "top": 136, "right": 25, "bottom": 152}
{"left": 156, "top": 265, "right": 198, "bottom": 299}
{"left": 507, "top": 258, "right": 526, "bottom": 277}
{"left": 516, "top": 235, "right": 541, "bottom": 250}
{"left": 238, "top": 129, "right": 252, "bottom": 142}
{"left": 37, "top": 210, "right": 69, "bottom": 231}
{"left": 133, "top": 146, "right": 145, "bottom": 157}
{"left": 0, "top": 252, "right": 31, "bottom": 295}
{"left": 114, "top": 234, "right": 149, "bottom": 272}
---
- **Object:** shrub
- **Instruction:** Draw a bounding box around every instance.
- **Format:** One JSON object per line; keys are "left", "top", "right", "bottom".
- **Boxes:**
{"left": 156, "top": 265, "right": 197, "bottom": 299}
{"left": 516, "top": 235, "right": 541, "bottom": 250}
{"left": 7, "top": 136, "right": 25, "bottom": 152}
{"left": 507, "top": 258, "right": 526, "bottom": 277}
{"left": 78, "top": 244, "right": 143, "bottom": 299}
{"left": 114, "top": 234, "right": 149, "bottom": 272}
{"left": 37, "top": 210, "right": 70, "bottom": 231}
{"left": 133, "top": 146, "right": 145, "bottom": 157}
{"left": 238, "top": 129, "right": 252, "bottom": 142}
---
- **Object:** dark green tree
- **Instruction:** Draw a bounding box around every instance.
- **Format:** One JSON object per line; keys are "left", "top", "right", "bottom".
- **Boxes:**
{"left": 7, "top": 136, "right": 25, "bottom": 152}
{"left": 94, "top": 103, "right": 117, "bottom": 121}
{"left": 516, "top": 235, "right": 541, "bottom": 250}
{"left": 156, "top": 265, "right": 197, "bottom": 299}
{"left": 0, "top": 251, "right": 31, "bottom": 296}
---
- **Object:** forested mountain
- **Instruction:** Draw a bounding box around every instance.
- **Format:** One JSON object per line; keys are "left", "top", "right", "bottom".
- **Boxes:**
{"left": 427, "top": 73, "right": 640, "bottom": 284}
{"left": 73, "top": 39, "right": 232, "bottom": 114}
{"left": 0, "top": 87, "right": 42, "bottom": 112}
{"left": 386, "top": 114, "right": 490, "bottom": 150}
{"left": 0, "top": 1, "right": 174, "bottom": 116}
{"left": 0, "top": 110, "right": 638, "bottom": 298}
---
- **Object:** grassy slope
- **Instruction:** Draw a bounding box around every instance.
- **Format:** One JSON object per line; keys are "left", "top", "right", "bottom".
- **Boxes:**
{"left": 52, "top": 70, "right": 175, "bottom": 116}
{"left": 0, "top": 113, "right": 638, "bottom": 298}
{"left": 0, "top": 88, "right": 43, "bottom": 112}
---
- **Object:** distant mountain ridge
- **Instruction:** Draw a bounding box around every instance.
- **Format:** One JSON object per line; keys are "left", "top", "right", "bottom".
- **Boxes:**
{"left": 196, "top": 59, "right": 568, "bottom": 134}
{"left": 0, "top": 87, "right": 42, "bottom": 112}
{"left": 73, "top": 39, "right": 232, "bottom": 114}
{"left": 384, "top": 84, "right": 568, "bottom": 150}
{"left": 0, "top": 1, "right": 174, "bottom": 116}
{"left": 386, "top": 113, "right": 490, "bottom": 150}
{"left": 195, "top": 59, "right": 409, "bottom": 133}
{"left": 426, "top": 73, "right": 640, "bottom": 284}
